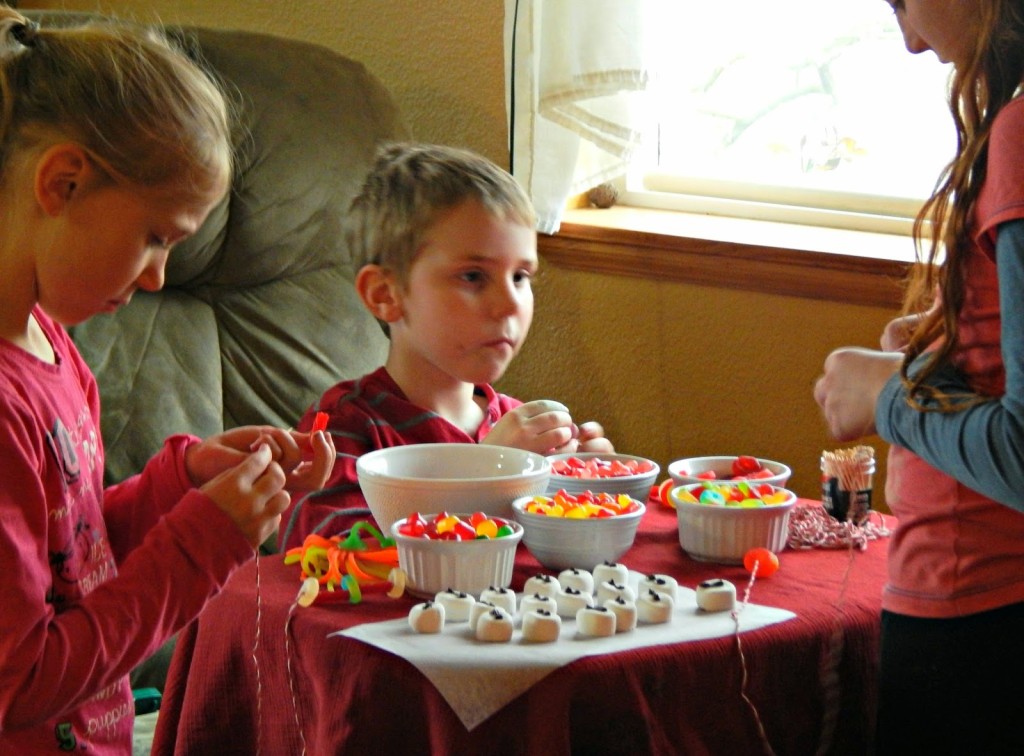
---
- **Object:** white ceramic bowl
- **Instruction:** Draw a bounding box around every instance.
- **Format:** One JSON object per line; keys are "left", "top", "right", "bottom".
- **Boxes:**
{"left": 546, "top": 452, "right": 660, "bottom": 503}
{"left": 511, "top": 494, "right": 645, "bottom": 571}
{"left": 391, "top": 515, "right": 523, "bottom": 598}
{"left": 670, "top": 483, "right": 797, "bottom": 564}
{"left": 357, "top": 443, "right": 551, "bottom": 533}
{"left": 667, "top": 455, "right": 791, "bottom": 489}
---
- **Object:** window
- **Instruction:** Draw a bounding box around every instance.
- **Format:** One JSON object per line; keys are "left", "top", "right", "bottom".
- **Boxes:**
{"left": 619, "top": 1, "right": 955, "bottom": 235}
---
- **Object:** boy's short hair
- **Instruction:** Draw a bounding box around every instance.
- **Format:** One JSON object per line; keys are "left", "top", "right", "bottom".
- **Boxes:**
{"left": 345, "top": 142, "right": 536, "bottom": 286}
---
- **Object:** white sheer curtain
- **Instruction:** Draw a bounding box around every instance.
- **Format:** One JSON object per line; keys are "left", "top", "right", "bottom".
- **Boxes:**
{"left": 504, "top": 0, "right": 657, "bottom": 234}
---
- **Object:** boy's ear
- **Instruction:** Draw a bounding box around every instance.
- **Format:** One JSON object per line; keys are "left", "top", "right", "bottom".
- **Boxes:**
{"left": 356, "top": 265, "right": 404, "bottom": 323}
{"left": 34, "top": 143, "right": 95, "bottom": 216}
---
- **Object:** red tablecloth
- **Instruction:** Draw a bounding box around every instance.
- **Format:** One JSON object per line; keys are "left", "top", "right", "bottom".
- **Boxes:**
{"left": 153, "top": 502, "right": 890, "bottom": 755}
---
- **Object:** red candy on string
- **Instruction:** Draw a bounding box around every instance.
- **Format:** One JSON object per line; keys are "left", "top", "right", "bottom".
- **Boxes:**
{"left": 743, "top": 547, "right": 780, "bottom": 578}
{"left": 311, "top": 411, "right": 329, "bottom": 433}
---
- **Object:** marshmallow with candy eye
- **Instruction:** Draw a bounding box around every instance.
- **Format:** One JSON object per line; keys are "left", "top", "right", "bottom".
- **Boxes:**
{"left": 524, "top": 573, "right": 560, "bottom": 599}
{"left": 637, "top": 589, "right": 674, "bottom": 624}
{"left": 475, "top": 606, "right": 514, "bottom": 642}
{"left": 479, "top": 585, "right": 516, "bottom": 615}
{"left": 593, "top": 561, "right": 629, "bottom": 586}
{"left": 521, "top": 609, "right": 562, "bottom": 642}
{"left": 639, "top": 573, "right": 678, "bottom": 603}
{"left": 695, "top": 578, "right": 736, "bottom": 613}
{"left": 558, "top": 567, "right": 594, "bottom": 595}
{"left": 434, "top": 588, "right": 475, "bottom": 622}
{"left": 408, "top": 600, "right": 445, "bottom": 633}
{"left": 576, "top": 605, "right": 617, "bottom": 637}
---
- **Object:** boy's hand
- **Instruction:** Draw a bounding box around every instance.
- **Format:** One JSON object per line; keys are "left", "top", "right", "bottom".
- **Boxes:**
{"left": 483, "top": 399, "right": 579, "bottom": 454}
{"left": 185, "top": 425, "right": 335, "bottom": 491}
{"left": 575, "top": 421, "right": 615, "bottom": 453}
{"left": 201, "top": 444, "right": 290, "bottom": 548}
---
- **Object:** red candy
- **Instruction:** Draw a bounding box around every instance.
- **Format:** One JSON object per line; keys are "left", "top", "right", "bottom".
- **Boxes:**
{"left": 682, "top": 456, "right": 775, "bottom": 482}
{"left": 398, "top": 511, "right": 513, "bottom": 541}
{"left": 552, "top": 456, "right": 656, "bottom": 479}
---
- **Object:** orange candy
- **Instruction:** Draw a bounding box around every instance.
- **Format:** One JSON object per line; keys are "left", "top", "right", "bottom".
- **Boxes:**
{"left": 743, "top": 547, "right": 779, "bottom": 578}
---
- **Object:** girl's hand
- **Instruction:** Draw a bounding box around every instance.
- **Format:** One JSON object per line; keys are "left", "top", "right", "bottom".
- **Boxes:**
{"left": 185, "top": 425, "right": 335, "bottom": 491}
{"left": 880, "top": 313, "right": 926, "bottom": 352}
{"left": 201, "top": 444, "right": 290, "bottom": 548}
{"left": 813, "top": 347, "right": 902, "bottom": 441}
{"left": 280, "top": 429, "right": 336, "bottom": 492}
{"left": 483, "top": 399, "right": 578, "bottom": 454}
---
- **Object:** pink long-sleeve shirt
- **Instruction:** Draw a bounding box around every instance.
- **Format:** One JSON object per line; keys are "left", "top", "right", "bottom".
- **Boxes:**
{"left": 0, "top": 308, "right": 253, "bottom": 753}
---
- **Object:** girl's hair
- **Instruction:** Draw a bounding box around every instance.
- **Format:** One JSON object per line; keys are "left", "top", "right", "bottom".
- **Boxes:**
{"left": 900, "top": 0, "right": 1024, "bottom": 410}
{"left": 0, "top": 7, "right": 231, "bottom": 196}
{"left": 345, "top": 142, "right": 536, "bottom": 286}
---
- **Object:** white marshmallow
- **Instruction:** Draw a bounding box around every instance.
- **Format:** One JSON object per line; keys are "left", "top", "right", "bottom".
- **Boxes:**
{"left": 593, "top": 561, "right": 629, "bottom": 585}
{"left": 695, "top": 578, "right": 736, "bottom": 613}
{"left": 637, "top": 589, "right": 674, "bottom": 624}
{"left": 520, "top": 593, "right": 558, "bottom": 616}
{"left": 468, "top": 600, "right": 497, "bottom": 631}
{"left": 523, "top": 574, "right": 560, "bottom": 599}
{"left": 596, "top": 580, "right": 635, "bottom": 605}
{"left": 557, "top": 568, "right": 594, "bottom": 595}
{"left": 475, "top": 606, "right": 514, "bottom": 642}
{"left": 408, "top": 600, "right": 445, "bottom": 633}
{"left": 479, "top": 586, "right": 516, "bottom": 615}
{"left": 576, "top": 605, "right": 616, "bottom": 637}
{"left": 555, "top": 587, "right": 592, "bottom": 618}
{"left": 639, "top": 573, "right": 679, "bottom": 602}
{"left": 434, "top": 588, "right": 475, "bottom": 622}
{"left": 603, "top": 596, "right": 637, "bottom": 632}
{"left": 521, "top": 609, "right": 562, "bottom": 643}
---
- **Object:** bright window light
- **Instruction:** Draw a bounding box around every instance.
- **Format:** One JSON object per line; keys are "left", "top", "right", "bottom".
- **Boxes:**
{"left": 621, "top": 1, "right": 955, "bottom": 234}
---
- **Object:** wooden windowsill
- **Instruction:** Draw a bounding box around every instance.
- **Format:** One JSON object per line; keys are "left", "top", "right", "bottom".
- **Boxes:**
{"left": 537, "top": 206, "right": 916, "bottom": 309}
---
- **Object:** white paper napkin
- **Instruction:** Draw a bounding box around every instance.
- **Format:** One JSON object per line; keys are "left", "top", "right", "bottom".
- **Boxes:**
{"left": 334, "top": 572, "right": 794, "bottom": 731}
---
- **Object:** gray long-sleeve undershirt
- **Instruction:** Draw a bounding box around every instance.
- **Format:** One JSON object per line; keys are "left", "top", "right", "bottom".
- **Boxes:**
{"left": 875, "top": 218, "right": 1024, "bottom": 511}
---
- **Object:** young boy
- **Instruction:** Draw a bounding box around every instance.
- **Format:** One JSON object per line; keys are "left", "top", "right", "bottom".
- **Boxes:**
{"left": 278, "top": 143, "right": 612, "bottom": 549}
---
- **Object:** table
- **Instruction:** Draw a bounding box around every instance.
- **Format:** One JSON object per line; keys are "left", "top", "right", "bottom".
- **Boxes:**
{"left": 152, "top": 502, "right": 891, "bottom": 755}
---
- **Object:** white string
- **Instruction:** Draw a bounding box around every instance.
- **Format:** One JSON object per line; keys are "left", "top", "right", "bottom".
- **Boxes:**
{"left": 252, "top": 550, "right": 263, "bottom": 756}
{"left": 814, "top": 540, "right": 856, "bottom": 756}
{"left": 732, "top": 561, "right": 777, "bottom": 756}
{"left": 284, "top": 596, "right": 309, "bottom": 756}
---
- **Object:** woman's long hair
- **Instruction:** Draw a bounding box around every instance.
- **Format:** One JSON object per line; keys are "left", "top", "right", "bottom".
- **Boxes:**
{"left": 900, "top": 0, "right": 1024, "bottom": 410}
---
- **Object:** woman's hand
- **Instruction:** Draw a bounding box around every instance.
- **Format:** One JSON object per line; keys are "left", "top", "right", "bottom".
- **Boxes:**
{"left": 814, "top": 347, "right": 902, "bottom": 441}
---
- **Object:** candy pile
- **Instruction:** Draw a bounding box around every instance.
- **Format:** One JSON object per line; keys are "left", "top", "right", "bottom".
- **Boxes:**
{"left": 674, "top": 481, "right": 789, "bottom": 508}
{"left": 521, "top": 491, "right": 643, "bottom": 518}
{"left": 551, "top": 456, "right": 656, "bottom": 478}
{"left": 682, "top": 455, "right": 776, "bottom": 481}
{"left": 397, "top": 511, "right": 517, "bottom": 540}
{"left": 283, "top": 521, "right": 403, "bottom": 604}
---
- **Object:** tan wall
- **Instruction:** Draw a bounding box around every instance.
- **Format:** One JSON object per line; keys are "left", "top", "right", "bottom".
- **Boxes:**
{"left": 23, "top": 0, "right": 897, "bottom": 509}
